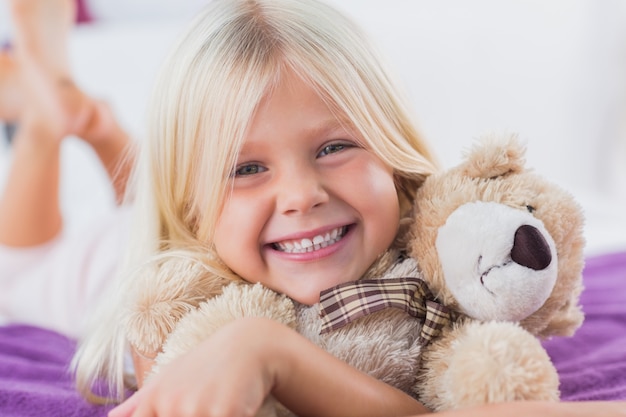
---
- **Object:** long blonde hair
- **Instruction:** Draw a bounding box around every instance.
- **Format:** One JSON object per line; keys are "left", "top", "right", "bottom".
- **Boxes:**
{"left": 73, "top": 0, "right": 438, "bottom": 402}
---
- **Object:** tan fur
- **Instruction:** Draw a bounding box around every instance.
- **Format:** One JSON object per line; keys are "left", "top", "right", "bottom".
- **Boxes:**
{"left": 408, "top": 135, "right": 584, "bottom": 409}
{"left": 418, "top": 321, "right": 560, "bottom": 410}
{"left": 123, "top": 256, "right": 232, "bottom": 357}
{"left": 153, "top": 283, "right": 297, "bottom": 373}
{"left": 123, "top": 134, "right": 585, "bottom": 414}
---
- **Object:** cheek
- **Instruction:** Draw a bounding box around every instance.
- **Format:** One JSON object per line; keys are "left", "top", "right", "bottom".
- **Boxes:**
{"left": 214, "top": 189, "right": 275, "bottom": 270}
{"left": 369, "top": 168, "right": 399, "bottom": 205}
{"left": 362, "top": 161, "right": 399, "bottom": 215}
{"left": 213, "top": 196, "right": 255, "bottom": 263}
{"left": 340, "top": 154, "right": 400, "bottom": 254}
{"left": 347, "top": 159, "right": 400, "bottom": 245}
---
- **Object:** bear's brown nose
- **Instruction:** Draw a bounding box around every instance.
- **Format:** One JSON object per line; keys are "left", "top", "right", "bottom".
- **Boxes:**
{"left": 510, "top": 224, "right": 552, "bottom": 270}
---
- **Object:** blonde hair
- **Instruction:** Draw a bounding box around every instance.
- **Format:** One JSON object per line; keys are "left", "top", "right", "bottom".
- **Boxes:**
{"left": 73, "top": 0, "right": 438, "bottom": 402}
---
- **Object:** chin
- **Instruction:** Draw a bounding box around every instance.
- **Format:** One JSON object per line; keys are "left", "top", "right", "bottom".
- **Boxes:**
{"left": 288, "top": 291, "right": 321, "bottom": 306}
{"left": 282, "top": 282, "right": 333, "bottom": 306}
{"left": 278, "top": 275, "right": 359, "bottom": 306}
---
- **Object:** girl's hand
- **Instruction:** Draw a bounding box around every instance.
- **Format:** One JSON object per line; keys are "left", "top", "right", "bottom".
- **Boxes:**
{"left": 109, "top": 318, "right": 277, "bottom": 417}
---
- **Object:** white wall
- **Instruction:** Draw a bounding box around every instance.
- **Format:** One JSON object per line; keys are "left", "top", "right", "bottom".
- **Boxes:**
{"left": 329, "top": 1, "right": 626, "bottom": 195}
{"left": 1, "top": 0, "right": 625, "bottom": 253}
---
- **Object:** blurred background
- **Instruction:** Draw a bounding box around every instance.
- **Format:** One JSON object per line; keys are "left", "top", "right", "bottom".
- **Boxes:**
{"left": 1, "top": 0, "right": 625, "bottom": 255}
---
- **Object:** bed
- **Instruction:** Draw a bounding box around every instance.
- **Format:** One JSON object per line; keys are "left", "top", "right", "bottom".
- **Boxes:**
{"left": 1, "top": 0, "right": 625, "bottom": 415}
{"left": 0, "top": 250, "right": 624, "bottom": 416}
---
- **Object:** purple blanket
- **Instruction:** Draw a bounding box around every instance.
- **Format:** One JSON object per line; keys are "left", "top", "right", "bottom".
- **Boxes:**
{"left": 544, "top": 251, "right": 626, "bottom": 401}
{"left": 0, "top": 252, "right": 625, "bottom": 415}
{"left": 0, "top": 325, "right": 113, "bottom": 416}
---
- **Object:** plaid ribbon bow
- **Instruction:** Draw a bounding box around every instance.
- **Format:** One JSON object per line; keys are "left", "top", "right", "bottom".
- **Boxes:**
{"left": 319, "top": 277, "right": 458, "bottom": 345}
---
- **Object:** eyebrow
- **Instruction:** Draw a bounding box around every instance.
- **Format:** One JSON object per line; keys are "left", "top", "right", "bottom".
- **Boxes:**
{"left": 238, "top": 118, "right": 355, "bottom": 158}
{"left": 306, "top": 118, "right": 350, "bottom": 139}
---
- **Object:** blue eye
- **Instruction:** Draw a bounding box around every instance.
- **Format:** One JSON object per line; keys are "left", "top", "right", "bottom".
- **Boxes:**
{"left": 234, "top": 164, "right": 265, "bottom": 177}
{"left": 318, "top": 143, "right": 349, "bottom": 157}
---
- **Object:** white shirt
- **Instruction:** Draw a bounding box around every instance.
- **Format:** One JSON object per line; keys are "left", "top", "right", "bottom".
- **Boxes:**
{"left": 0, "top": 206, "right": 130, "bottom": 339}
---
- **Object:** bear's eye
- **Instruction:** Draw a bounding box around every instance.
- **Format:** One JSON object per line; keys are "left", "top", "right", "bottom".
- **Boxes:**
{"left": 526, "top": 205, "right": 536, "bottom": 213}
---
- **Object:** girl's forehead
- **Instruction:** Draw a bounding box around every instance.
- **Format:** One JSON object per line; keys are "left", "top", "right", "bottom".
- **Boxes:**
{"left": 246, "top": 73, "right": 352, "bottom": 131}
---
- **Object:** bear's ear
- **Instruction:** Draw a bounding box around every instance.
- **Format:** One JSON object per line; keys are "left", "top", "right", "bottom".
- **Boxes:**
{"left": 460, "top": 134, "right": 527, "bottom": 179}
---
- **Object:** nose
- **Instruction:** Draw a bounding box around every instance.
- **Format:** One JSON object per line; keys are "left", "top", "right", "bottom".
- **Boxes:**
{"left": 510, "top": 224, "right": 552, "bottom": 270}
{"left": 276, "top": 165, "right": 329, "bottom": 215}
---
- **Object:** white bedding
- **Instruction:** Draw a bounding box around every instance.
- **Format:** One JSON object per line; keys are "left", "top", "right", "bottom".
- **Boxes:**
{"left": 1, "top": 0, "right": 625, "bottom": 256}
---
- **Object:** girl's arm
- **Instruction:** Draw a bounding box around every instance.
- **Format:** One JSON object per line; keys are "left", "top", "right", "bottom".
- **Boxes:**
{"left": 114, "top": 317, "right": 430, "bottom": 417}
{"left": 118, "top": 317, "right": 625, "bottom": 417}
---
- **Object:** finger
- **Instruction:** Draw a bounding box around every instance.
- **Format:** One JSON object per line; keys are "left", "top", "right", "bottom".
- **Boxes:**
{"left": 108, "top": 391, "right": 142, "bottom": 417}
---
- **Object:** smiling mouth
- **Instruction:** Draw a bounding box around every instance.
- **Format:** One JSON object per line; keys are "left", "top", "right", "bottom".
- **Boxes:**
{"left": 271, "top": 226, "right": 349, "bottom": 254}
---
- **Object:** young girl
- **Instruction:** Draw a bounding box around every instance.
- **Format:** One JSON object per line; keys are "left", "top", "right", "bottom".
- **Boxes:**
{"left": 0, "top": 0, "right": 133, "bottom": 337}
{"left": 15, "top": 0, "right": 619, "bottom": 415}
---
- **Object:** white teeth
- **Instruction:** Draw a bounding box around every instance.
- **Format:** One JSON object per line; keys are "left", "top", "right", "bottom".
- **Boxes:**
{"left": 274, "top": 226, "right": 347, "bottom": 254}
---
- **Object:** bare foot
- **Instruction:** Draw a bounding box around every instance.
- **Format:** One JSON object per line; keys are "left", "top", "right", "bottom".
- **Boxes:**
{"left": 78, "top": 99, "right": 128, "bottom": 147}
{"left": 0, "top": 51, "right": 23, "bottom": 122}
{"left": 9, "top": 0, "right": 76, "bottom": 76}
{"left": 18, "top": 64, "right": 129, "bottom": 155}
{"left": 16, "top": 59, "right": 93, "bottom": 144}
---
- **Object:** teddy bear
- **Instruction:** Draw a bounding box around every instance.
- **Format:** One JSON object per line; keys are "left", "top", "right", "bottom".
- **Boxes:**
{"left": 405, "top": 135, "right": 585, "bottom": 409}
{"left": 123, "top": 134, "right": 585, "bottom": 413}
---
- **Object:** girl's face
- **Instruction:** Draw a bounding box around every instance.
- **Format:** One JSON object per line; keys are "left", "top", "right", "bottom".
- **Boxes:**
{"left": 213, "top": 72, "right": 400, "bottom": 305}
